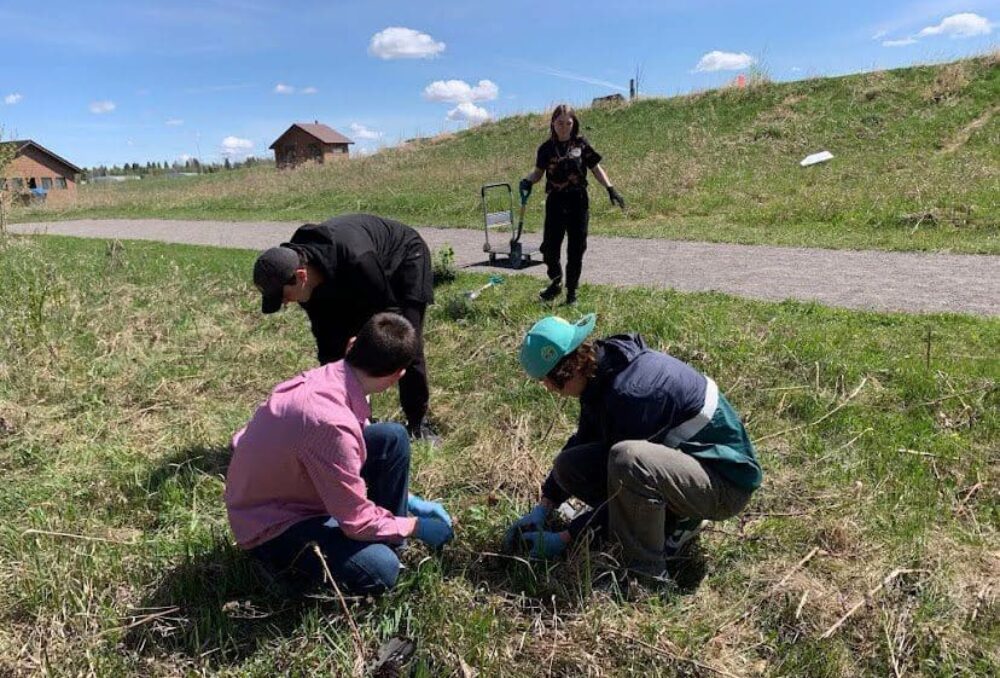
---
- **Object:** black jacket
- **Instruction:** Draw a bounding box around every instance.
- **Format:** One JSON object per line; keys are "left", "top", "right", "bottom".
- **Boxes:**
{"left": 288, "top": 214, "right": 433, "bottom": 364}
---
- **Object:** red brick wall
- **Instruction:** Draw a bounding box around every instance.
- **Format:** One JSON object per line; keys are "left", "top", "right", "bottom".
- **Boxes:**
{"left": 4, "top": 146, "right": 78, "bottom": 206}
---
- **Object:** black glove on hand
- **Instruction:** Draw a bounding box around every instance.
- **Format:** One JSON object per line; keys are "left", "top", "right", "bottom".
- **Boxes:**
{"left": 607, "top": 186, "right": 626, "bottom": 209}
{"left": 518, "top": 178, "right": 533, "bottom": 198}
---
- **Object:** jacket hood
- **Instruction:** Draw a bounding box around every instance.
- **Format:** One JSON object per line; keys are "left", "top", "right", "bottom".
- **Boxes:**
{"left": 595, "top": 333, "right": 648, "bottom": 378}
{"left": 286, "top": 235, "right": 338, "bottom": 282}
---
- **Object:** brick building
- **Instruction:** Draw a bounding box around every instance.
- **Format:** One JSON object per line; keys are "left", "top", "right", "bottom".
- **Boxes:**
{"left": 270, "top": 122, "right": 354, "bottom": 168}
{"left": 2, "top": 140, "right": 82, "bottom": 205}
{"left": 2, "top": 140, "right": 82, "bottom": 206}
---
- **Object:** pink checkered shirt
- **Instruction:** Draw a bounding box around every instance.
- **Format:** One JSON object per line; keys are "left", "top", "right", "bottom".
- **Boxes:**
{"left": 224, "top": 361, "right": 417, "bottom": 549}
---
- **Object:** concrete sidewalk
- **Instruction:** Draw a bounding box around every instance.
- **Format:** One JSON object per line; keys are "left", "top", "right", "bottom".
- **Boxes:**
{"left": 12, "top": 219, "right": 1000, "bottom": 317}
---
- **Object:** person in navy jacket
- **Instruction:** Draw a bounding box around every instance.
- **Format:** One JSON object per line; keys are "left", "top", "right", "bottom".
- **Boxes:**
{"left": 506, "top": 314, "right": 762, "bottom": 581}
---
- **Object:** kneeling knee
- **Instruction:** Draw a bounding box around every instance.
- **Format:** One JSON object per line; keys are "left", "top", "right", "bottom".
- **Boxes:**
{"left": 607, "top": 441, "right": 642, "bottom": 479}
{"left": 348, "top": 544, "right": 401, "bottom": 595}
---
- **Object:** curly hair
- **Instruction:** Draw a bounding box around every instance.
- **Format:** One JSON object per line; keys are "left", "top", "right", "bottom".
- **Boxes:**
{"left": 546, "top": 341, "right": 597, "bottom": 388}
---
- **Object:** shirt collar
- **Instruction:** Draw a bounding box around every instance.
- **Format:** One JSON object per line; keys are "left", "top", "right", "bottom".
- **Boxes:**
{"left": 342, "top": 363, "right": 372, "bottom": 422}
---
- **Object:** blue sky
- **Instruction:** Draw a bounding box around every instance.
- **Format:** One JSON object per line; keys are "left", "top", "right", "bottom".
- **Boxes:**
{"left": 1, "top": 0, "right": 996, "bottom": 168}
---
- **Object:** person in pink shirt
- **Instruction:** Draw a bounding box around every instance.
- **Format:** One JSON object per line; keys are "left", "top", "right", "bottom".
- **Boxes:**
{"left": 225, "top": 312, "right": 453, "bottom": 595}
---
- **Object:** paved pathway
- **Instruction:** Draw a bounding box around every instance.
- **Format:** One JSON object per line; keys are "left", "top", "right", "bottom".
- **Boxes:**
{"left": 13, "top": 219, "right": 1000, "bottom": 317}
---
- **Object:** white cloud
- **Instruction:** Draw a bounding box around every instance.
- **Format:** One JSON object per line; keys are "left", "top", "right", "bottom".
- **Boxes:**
{"left": 880, "top": 12, "right": 992, "bottom": 48}
{"left": 178, "top": 154, "right": 193, "bottom": 163}
{"left": 349, "top": 123, "right": 382, "bottom": 140}
{"left": 917, "top": 12, "right": 992, "bottom": 38}
{"left": 368, "top": 27, "right": 445, "bottom": 60}
{"left": 4, "top": 93, "right": 23, "bottom": 105}
{"left": 422, "top": 79, "right": 499, "bottom": 104}
{"left": 446, "top": 102, "right": 492, "bottom": 126}
{"left": 512, "top": 61, "right": 627, "bottom": 92}
{"left": 301, "top": 86, "right": 318, "bottom": 95}
{"left": 165, "top": 118, "right": 184, "bottom": 126}
{"left": 221, "top": 136, "right": 254, "bottom": 158}
{"left": 871, "top": 29, "right": 888, "bottom": 40}
{"left": 89, "top": 100, "right": 116, "bottom": 114}
{"left": 274, "top": 83, "right": 295, "bottom": 94}
{"left": 790, "top": 66, "right": 803, "bottom": 73}
{"left": 694, "top": 51, "right": 754, "bottom": 72}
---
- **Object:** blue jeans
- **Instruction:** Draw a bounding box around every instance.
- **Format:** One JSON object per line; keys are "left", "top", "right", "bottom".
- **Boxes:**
{"left": 249, "top": 423, "right": 411, "bottom": 595}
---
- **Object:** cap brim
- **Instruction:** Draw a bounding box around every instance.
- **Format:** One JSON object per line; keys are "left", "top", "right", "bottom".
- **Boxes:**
{"left": 261, "top": 291, "right": 283, "bottom": 314}
{"left": 568, "top": 313, "right": 596, "bottom": 352}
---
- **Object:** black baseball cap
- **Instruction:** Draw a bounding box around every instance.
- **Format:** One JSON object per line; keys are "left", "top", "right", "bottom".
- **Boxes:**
{"left": 253, "top": 246, "right": 301, "bottom": 314}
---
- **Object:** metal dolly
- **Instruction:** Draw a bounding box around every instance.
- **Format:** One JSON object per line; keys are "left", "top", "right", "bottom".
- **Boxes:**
{"left": 480, "top": 182, "right": 538, "bottom": 269}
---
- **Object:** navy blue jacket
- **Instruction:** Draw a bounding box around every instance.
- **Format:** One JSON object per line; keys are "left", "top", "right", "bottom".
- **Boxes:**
{"left": 542, "top": 334, "right": 762, "bottom": 504}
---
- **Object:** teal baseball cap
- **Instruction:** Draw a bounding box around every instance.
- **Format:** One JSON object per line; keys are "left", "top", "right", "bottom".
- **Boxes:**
{"left": 519, "top": 313, "right": 597, "bottom": 379}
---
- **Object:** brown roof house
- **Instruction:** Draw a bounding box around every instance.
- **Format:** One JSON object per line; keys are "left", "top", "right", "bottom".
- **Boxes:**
{"left": 270, "top": 122, "right": 354, "bottom": 168}
{"left": 2, "top": 139, "right": 83, "bottom": 206}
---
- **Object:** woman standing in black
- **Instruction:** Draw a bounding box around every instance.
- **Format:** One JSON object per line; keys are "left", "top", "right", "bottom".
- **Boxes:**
{"left": 520, "top": 104, "right": 625, "bottom": 305}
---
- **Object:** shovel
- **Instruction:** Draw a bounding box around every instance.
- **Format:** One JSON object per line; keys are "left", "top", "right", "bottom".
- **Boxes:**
{"left": 465, "top": 275, "right": 505, "bottom": 300}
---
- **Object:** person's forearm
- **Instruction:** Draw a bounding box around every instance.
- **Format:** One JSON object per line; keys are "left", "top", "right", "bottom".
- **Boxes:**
{"left": 591, "top": 164, "right": 612, "bottom": 188}
{"left": 525, "top": 168, "right": 544, "bottom": 183}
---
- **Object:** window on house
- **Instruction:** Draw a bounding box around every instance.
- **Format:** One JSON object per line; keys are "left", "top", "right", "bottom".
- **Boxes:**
{"left": 0, "top": 178, "right": 6, "bottom": 190}
{"left": 309, "top": 143, "right": 321, "bottom": 159}
{"left": 55, "top": 177, "right": 67, "bottom": 189}
{"left": 41, "top": 177, "right": 53, "bottom": 189}
{"left": 12, "top": 178, "right": 23, "bottom": 189}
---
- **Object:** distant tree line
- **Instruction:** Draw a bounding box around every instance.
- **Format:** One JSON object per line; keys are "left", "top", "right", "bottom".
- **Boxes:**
{"left": 83, "top": 156, "right": 273, "bottom": 179}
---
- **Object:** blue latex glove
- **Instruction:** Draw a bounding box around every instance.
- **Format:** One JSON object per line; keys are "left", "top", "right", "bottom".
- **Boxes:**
{"left": 520, "top": 531, "right": 568, "bottom": 559}
{"left": 502, "top": 503, "right": 550, "bottom": 552}
{"left": 407, "top": 494, "right": 452, "bottom": 527}
{"left": 413, "top": 517, "right": 454, "bottom": 548}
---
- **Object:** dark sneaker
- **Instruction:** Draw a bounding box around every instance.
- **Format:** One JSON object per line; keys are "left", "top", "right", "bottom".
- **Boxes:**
{"left": 407, "top": 420, "right": 442, "bottom": 447}
{"left": 664, "top": 518, "right": 707, "bottom": 558}
{"left": 538, "top": 277, "right": 562, "bottom": 302}
{"left": 564, "top": 289, "right": 578, "bottom": 306}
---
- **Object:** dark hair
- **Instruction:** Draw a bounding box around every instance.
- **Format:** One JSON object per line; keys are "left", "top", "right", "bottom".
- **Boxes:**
{"left": 549, "top": 104, "right": 580, "bottom": 141}
{"left": 546, "top": 341, "right": 598, "bottom": 388}
{"left": 345, "top": 312, "right": 419, "bottom": 377}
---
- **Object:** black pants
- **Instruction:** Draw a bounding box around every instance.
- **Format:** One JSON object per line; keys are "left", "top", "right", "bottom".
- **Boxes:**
{"left": 398, "top": 302, "right": 429, "bottom": 427}
{"left": 541, "top": 191, "right": 589, "bottom": 291}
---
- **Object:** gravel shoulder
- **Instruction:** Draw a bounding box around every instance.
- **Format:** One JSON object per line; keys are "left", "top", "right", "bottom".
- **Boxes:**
{"left": 12, "top": 219, "right": 1000, "bottom": 317}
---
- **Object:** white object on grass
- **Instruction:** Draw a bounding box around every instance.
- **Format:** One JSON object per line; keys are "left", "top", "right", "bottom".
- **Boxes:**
{"left": 800, "top": 150, "right": 834, "bottom": 167}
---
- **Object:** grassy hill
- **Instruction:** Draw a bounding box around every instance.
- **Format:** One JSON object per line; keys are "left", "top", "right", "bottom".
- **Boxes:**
{"left": 16, "top": 53, "right": 1000, "bottom": 253}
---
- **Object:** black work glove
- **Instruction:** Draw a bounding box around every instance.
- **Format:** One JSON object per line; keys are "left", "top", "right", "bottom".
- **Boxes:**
{"left": 518, "top": 178, "right": 533, "bottom": 199}
{"left": 607, "top": 186, "right": 626, "bottom": 210}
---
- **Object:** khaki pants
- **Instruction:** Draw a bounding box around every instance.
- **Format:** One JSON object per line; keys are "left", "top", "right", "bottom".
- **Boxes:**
{"left": 607, "top": 440, "right": 752, "bottom": 573}
{"left": 552, "top": 439, "right": 752, "bottom": 573}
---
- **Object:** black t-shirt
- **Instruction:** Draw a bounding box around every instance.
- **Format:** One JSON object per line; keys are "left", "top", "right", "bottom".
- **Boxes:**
{"left": 535, "top": 136, "right": 602, "bottom": 194}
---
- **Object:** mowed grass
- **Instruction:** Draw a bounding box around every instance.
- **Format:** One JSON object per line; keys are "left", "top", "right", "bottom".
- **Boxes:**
{"left": 1, "top": 235, "right": 997, "bottom": 676}
{"left": 16, "top": 54, "right": 1000, "bottom": 254}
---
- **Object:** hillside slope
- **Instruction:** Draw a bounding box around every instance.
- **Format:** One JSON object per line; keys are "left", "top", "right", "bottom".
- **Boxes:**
{"left": 18, "top": 54, "right": 1000, "bottom": 253}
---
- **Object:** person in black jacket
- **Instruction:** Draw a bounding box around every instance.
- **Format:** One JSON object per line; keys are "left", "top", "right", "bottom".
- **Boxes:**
{"left": 519, "top": 104, "right": 625, "bottom": 306}
{"left": 252, "top": 214, "right": 438, "bottom": 442}
{"left": 505, "top": 314, "right": 762, "bottom": 582}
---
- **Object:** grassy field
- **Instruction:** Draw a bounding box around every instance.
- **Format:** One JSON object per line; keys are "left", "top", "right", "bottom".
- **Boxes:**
{"left": 0, "top": 234, "right": 996, "bottom": 676}
{"left": 14, "top": 54, "right": 1000, "bottom": 254}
